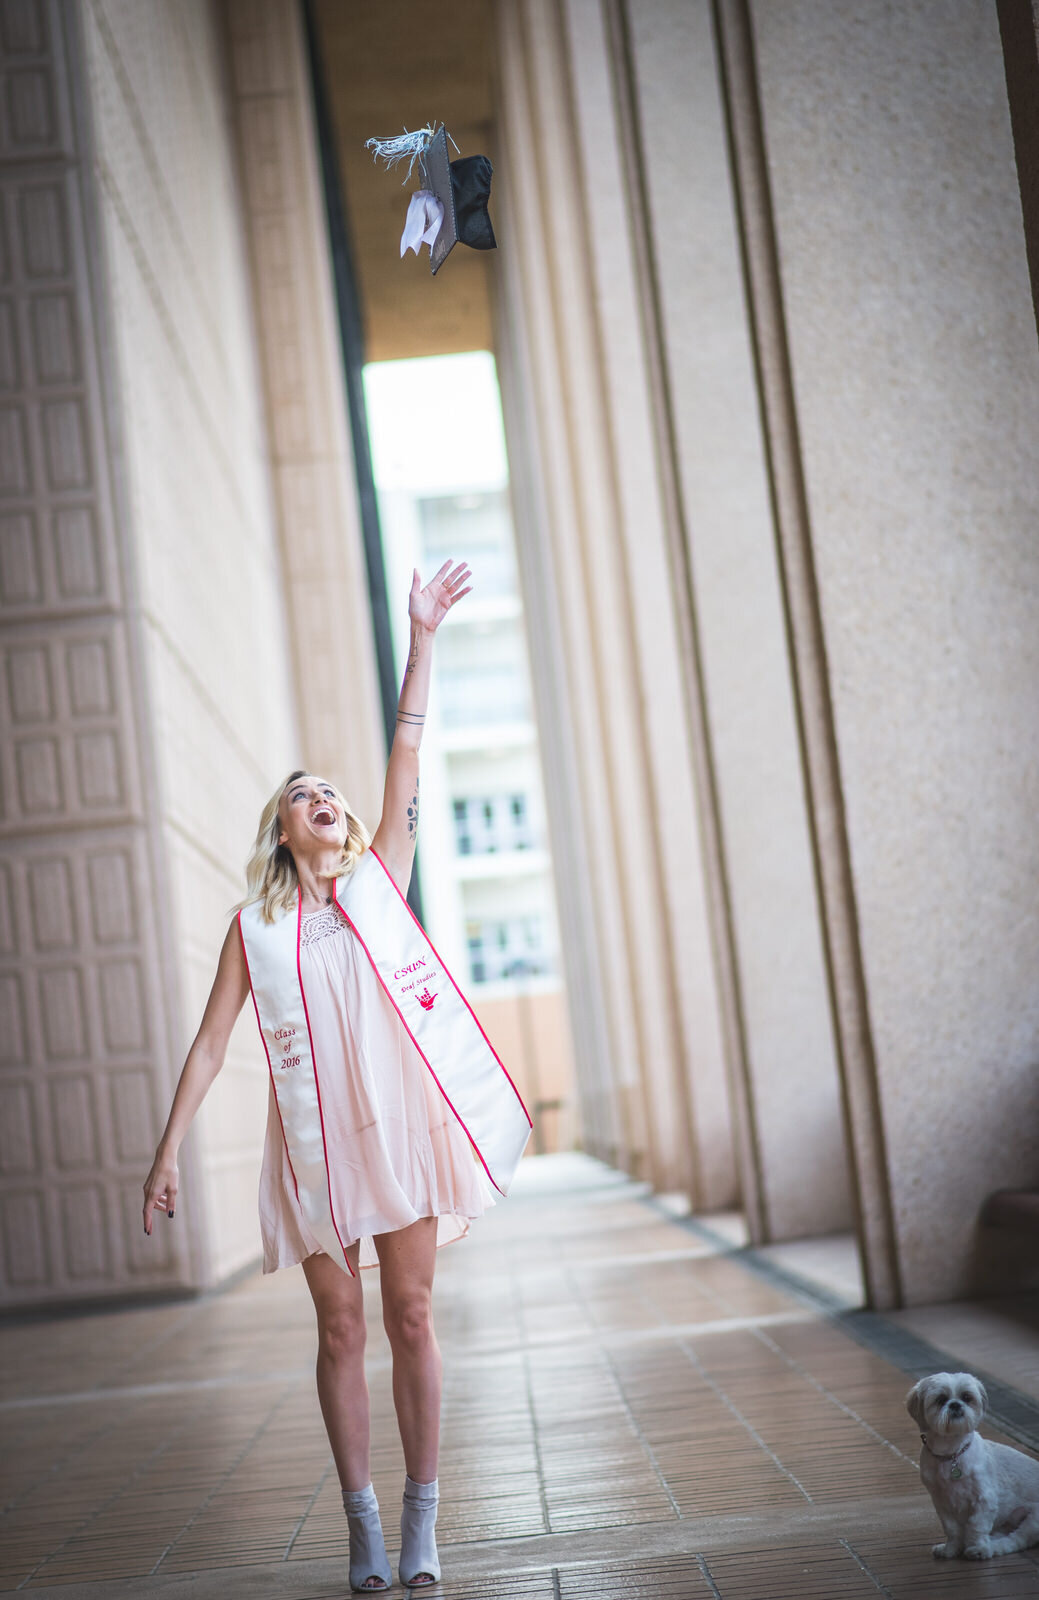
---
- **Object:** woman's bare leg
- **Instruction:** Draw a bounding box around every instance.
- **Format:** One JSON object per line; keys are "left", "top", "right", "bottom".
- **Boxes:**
{"left": 302, "top": 1245, "right": 370, "bottom": 1491}
{"left": 374, "top": 1217, "right": 441, "bottom": 1482}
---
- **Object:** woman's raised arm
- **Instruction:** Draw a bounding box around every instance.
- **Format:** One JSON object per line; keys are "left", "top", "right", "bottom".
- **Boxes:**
{"left": 142, "top": 918, "right": 251, "bottom": 1236}
{"left": 372, "top": 562, "right": 472, "bottom": 891}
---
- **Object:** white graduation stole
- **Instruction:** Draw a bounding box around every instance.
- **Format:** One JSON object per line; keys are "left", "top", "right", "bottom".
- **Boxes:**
{"left": 238, "top": 848, "right": 531, "bottom": 1277}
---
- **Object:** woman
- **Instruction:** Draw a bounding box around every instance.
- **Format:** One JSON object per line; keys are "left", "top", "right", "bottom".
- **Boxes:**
{"left": 143, "top": 562, "right": 531, "bottom": 1592}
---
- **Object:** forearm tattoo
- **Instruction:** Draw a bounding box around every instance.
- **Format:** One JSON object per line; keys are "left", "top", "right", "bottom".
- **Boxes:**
{"left": 407, "top": 778, "right": 419, "bottom": 840}
{"left": 404, "top": 632, "right": 420, "bottom": 681}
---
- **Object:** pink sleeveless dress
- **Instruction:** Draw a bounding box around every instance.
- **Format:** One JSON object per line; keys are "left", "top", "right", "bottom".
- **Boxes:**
{"left": 257, "top": 903, "right": 495, "bottom": 1271}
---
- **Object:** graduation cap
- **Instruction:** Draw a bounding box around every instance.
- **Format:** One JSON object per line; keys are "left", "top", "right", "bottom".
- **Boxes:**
{"left": 365, "top": 124, "right": 496, "bottom": 276}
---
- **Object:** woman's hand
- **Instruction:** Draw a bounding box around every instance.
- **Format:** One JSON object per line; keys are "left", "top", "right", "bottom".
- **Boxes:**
{"left": 408, "top": 561, "right": 472, "bottom": 634}
{"left": 143, "top": 1144, "right": 179, "bottom": 1235}
{"left": 138, "top": 924, "right": 248, "bottom": 1241}
{"left": 372, "top": 563, "right": 471, "bottom": 890}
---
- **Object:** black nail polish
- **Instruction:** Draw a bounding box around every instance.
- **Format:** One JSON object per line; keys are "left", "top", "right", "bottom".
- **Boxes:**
{"left": 168, "top": 1209, "right": 174, "bottom": 1218}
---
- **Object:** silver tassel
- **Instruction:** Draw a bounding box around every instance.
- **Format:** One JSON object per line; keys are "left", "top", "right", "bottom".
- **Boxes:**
{"left": 364, "top": 123, "right": 460, "bottom": 184}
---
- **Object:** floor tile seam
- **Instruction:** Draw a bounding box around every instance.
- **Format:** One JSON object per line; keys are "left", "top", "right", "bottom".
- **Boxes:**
{"left": 511, "top": 1308, "right": 816, "bottom": 1362}
{"left": 839, "top": 1535, "right": 895, "bottom": 1596}
{"left": 12, "top": 1383, "right": 219, "bottom": 1591}
{"left": 560, "top": 1262, "right": 682, "bottom": 1519}
{"left": 94, "top": 1296, "right": 225, "bottom": 1388}
{"left": 1, "top": 1402, "right": 153, "bottom": 1520}
{"left": 740, "top": 1324, "right": 919, "bottom": 1469}
{"left": 631, "top": 1220, "right": 803, "bottom": 1359}
{"left": 625, "top": 1240, "right": 823, "bottom": 1504}
{"left": 147, "top": 1376, "right": 307, "bottom": 1575}
{"left": 645, "top": 1196, "right": 1039, "bottom": 1458}
{"left": 0, "top": 1369, "right": 321, "bottom": 1414}
{"left": 673, "top": 1334, "right": 815, "bottom": 1506}
{"left": 415, "top": 1312, "right": 820, "bottom": 1389}
{"left": 645, "top": 1204, "right": 851, "bottom": 1310}
{"left": 508, "top": 1251, "right": 552, "bottom": 1538}
{"left": 281, "top": 1453, "right": 335, "bottom": 1561}
{"left": 308, "top": 1493, "right": 934, "bottom": 1553}
{"left": 566, "top": 1246, "right": 722, "bottom": 1269}
{"left": 138, "top": 1499, "right": 938, "bottom": 1563}
{"left": 0, "top": 1504, "right": 941, "bottom": 1599}
{"left": 696, "top": 1550, "right": 724, "bottom": 1598}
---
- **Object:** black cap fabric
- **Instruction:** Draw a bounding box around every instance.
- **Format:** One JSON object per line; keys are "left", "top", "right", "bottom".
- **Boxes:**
{"left": 421, "top": 127, "right": 496, "bottom": 276}
{"left": 450, "top": 155, "right": 496, "bottom": 253}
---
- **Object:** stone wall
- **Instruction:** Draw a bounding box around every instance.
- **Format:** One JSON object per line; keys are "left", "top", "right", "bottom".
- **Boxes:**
{"left": 745, "top": 0, "right": 1039, "bottom": 1301}
{"left": 495, "top": 0, "right": 740, "bottom": 1205}
{"left": 495, "top": 0, "right": 1039, "bottom": 1303}
{"left": 0, "top": 0, "right": 218, "bottom": 1304}
{"left": 76, "top": 0, "right": 300, "bottom": 1287}
{"left": 626, "top": 0, "right": 850, "bottom": 1242}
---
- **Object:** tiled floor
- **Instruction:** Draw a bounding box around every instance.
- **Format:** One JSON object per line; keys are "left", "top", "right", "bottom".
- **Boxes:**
{"left": 2, "top": 1154, "right": 1039, "bottom": 1597}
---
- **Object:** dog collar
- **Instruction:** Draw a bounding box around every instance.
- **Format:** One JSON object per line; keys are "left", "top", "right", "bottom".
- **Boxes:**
{"left": 920, "top": 1434, "right": 972, "bottom": 1478}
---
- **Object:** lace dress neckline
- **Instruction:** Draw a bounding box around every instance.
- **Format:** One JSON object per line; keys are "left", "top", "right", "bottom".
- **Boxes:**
{"left": 300, "top": 904, "right": 347, "bottom": 949}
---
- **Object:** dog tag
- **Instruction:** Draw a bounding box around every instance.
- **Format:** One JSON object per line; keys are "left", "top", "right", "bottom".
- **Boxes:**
{"left": 950, "top": 1466, "right": 963, "bottom": 1479}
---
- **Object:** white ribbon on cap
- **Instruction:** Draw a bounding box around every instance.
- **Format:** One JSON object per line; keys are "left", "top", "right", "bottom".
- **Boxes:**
{"left": 400, "top": 190, "right": 444, "bottom": 257}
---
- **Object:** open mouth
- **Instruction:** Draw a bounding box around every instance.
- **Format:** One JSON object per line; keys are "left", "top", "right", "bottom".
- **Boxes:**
{"left": 311, "top": 807, "right": 337, "bottom": 827}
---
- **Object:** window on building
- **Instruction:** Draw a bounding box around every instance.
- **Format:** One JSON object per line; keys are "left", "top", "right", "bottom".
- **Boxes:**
{"left": 435, "top": 614, "right": 531, "bottom": 728}
{"left": 453, "top": 793, "right": 534, "bottom": 855}
{"left": 438, "top": 665, "right": 530, "bottom": 728}
{"left": 419, "top": 492, "right": 516, "bottom": 599}
{"left": 466, "top": 914, "right": 552, "bottom": 985}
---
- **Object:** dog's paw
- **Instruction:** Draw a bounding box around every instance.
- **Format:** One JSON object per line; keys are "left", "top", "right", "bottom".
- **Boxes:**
{"left": 932, "top": 1542, "right": 958, "bottom": 1560}
{"left": 964, "top": 1540, "right": 993, "bottom": 1561}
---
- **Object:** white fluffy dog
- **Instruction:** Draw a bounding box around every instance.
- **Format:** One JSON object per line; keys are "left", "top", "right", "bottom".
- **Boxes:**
{"left": 907, "top": 1372, "right": 1039, "bottom": 1559}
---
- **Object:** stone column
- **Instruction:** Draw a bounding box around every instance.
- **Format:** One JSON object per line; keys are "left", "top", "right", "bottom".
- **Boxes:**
{"left": 222, "top": 0, "right": 386, "bottom": 826}
{"left": 562, "top": 0, "right": 743, "bottom": 1216}
{"left": 495, "top": 0, "right": 740, "bottom": 1204}
{"left": 0, "top": 0, "right": 384, "bottom": 1306}
{"left": 494, "top": 0, "right": 645, "bottom": 1174}
{"left": 76, "top": 0, "right": 307, "bottom": 1287}
{"left": 0, "top": 0, "right": 276, "bottom": 1305}
{"left": 735, "top": 0, "right": 1039, "bottom": 1304}
{"left": 608, "top": 0, "right": 852, "bottom": 1242}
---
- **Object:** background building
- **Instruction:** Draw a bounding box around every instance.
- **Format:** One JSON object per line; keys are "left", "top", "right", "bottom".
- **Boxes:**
{"left": 1, "top": 0, "right": 1038, "bottom": 1313}
{"left": 365, "top": 352, "right": 574, "bottom": 1155}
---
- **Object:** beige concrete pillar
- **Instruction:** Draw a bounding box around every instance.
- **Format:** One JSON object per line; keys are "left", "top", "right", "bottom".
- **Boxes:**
{"left": 614, "top": 0, "right": 852, "bottom": 1241}
{"left": 222, "top": 0, "right": 386, "bottom": 825}
{"left": 559, "top": 0, "right": 744, "bottom": 1213}
{"left": 493, "top": 294, "right": 625, "bottom": 1168}
{"left": 0, "top": 0, "right": 383, "bottom": 1305}
{"left": 732, "top": 0, "right": 1039, "bottom": 1303}
{"left": 494, "top": 0, "right": 646, "bottom": 1175}
{"left": 0, "top": 0, "right": 310, "bottom": 1304}
{"left": 495, "top": 0, "right": 740, "bottom": 1204}
{"left": 77, "top": 0, "right": 306, "bottom": 1286}
{"left": 0, "top": 0, "right": 195, "bottom": 1306}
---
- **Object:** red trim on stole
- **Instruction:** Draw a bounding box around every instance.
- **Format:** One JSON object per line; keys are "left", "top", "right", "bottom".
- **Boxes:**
{"left": 336, "top": 905, "right": 505, "bottom": 1195}
{"left": 238, "top": 910, "right": 301, "bottom": 1206}
{"left": 333, "top": 854, "right": 531, "bottom": 1198}
{"left": 295, "top": 889, "right": 355, "bottom": 1276}
{"left": 368, "top": 849, "right": 532, "bottom": 1128}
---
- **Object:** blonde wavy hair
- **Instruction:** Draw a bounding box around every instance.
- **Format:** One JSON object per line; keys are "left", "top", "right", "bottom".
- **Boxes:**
{"left": 239, "top": 769, "right": 371, "bottom": 923}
